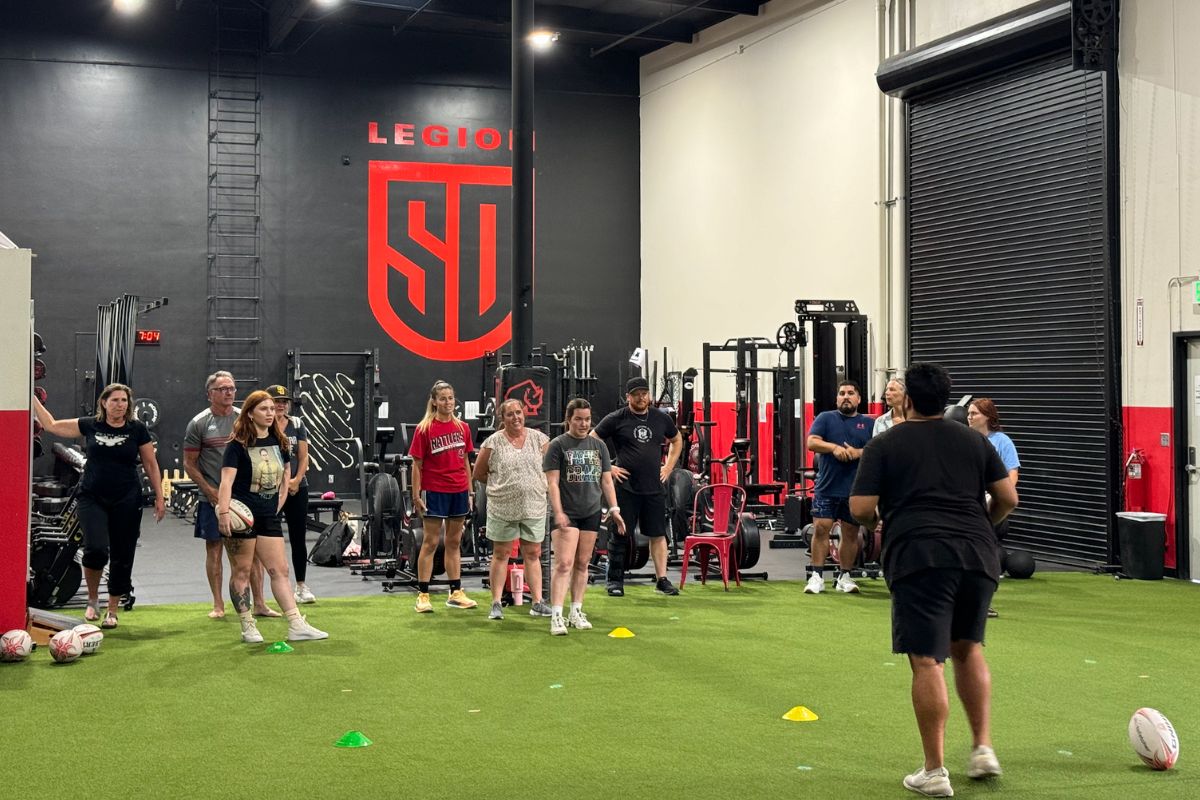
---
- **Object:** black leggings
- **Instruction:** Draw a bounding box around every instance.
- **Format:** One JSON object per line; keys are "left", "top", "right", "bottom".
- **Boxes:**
{"left": 76, "top": 487, "right": 143, "bottom": 597}
{"left": 282, "top": 489, "right": 309, "bottom": 582}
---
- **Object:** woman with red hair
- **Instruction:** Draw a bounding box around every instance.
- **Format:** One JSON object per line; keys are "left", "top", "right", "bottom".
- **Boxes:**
{"left": 217, "top": 390, "right": 328, "bottom": 644}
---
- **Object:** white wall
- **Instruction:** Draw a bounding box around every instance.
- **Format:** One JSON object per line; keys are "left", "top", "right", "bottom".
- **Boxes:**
{"left": 640, "top": 0, "right": 882, "bottom": 403}
{"left": 642, "top": 0, "right": 1196, "bottom": 409}
{"left": 1119, "top": 0, "right": 1200, "bottom": 406}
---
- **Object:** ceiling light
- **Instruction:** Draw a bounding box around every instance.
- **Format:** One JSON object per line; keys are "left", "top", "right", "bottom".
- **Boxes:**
{"left": 527, "top": 30, "right": 560, "bottom": 51}
{"left": 313, "top": 0, "right": 343, "bottom": 8}
{"left": 113, "top": 0, "right": 147, "bottom": 14}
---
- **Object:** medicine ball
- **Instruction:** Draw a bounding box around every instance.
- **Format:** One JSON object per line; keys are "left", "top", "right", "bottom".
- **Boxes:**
{"left": 1005, "top": 549, "right": 1036, "bottom": 579}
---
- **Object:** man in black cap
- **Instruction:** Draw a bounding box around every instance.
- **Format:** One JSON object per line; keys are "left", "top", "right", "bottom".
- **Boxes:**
{"left": 591, "top": 377, "right": 683, "bottom": 596}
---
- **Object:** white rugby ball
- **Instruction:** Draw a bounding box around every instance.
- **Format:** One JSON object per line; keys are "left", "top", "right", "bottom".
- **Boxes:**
{"left": 1129, "top": 707, "right": 1180, "bottom": 770}
{"left": 72, "top": 623, "right": 104, "bottom": 655}
{"left": 48, "top": 630, "right": 83, "bottom": 664}
{"left": 1, "top": 629, "right": 33, "bottom": 662}
{"left": 228, "top": 499, "right": 254, "bottom": 532}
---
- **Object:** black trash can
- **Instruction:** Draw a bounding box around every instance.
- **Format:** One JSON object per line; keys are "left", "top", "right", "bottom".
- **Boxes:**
{"left": 1115, "top": 512, "right": 1166, "bottom": 580}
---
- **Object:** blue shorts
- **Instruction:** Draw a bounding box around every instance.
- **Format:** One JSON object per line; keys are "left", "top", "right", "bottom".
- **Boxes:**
{"left": 423, "top": 490, "right": 469, "bottom": 519}
{"left": 194, "top": 502, "right": 221, "bottom": 542}
{"left": 811, "top": 495, "right": 856, "bottom": 525}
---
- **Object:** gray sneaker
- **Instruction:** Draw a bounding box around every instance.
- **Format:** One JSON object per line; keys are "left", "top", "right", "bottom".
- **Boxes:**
{"left": 529, "top": 601, "right": 552, "bottom": 617}
{"left": 488, "top": 602, "right": 504, "bottom": 620}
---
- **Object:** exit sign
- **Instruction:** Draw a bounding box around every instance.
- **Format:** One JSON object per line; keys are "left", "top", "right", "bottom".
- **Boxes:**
{"left": 1193, "top": 281, "right": 1200, "bottom": 304}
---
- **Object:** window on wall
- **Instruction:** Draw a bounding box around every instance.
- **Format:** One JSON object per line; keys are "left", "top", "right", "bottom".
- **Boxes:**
{"left": 905, "top": 52, "right": 1117, "bottom": 566}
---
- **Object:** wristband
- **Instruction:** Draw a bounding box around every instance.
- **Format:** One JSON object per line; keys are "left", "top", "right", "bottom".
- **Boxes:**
{"left": 609, "top": 506, "right": 620, "bottom": 512}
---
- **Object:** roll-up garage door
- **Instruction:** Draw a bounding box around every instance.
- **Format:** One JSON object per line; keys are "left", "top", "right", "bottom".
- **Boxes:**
{"left": 906, "top": 53, "right": 1116, "bottom": 566}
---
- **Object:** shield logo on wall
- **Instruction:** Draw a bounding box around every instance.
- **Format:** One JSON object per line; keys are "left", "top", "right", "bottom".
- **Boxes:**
{"left": 368, "top": 161, "right": 513, "bottom": 360}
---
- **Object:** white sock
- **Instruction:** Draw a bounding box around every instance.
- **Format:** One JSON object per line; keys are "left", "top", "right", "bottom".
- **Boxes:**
{"left": 570, "top": 602, "right": 582, "bottom": 614}
{"left": 238, "top": 610, "right": 255, "bottom": 628}
{"left": 551, "top": 605, "right": 563, "bottom": 617}
{"left": 285, "top": 608, "right": 302, "bottom": 624}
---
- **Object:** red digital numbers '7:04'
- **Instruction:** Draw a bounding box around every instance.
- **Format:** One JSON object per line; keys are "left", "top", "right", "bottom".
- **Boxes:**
{"left": 135, "top": 330, "right": 162, "bottom": 345}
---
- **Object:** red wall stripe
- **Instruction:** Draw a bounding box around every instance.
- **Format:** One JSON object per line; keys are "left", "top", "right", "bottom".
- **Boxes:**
{"left": 1122, "top": 406, "right": 1176, "bottom": 569}
{"left": 0, "top": 409, "right": 30, "bottom": 631}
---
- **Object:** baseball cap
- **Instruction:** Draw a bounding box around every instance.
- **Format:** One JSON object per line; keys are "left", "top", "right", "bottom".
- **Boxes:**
{"left": 265, "top": 384, "right": 291, "bottom": 401}
{"left": 626, "top": 377, "right": 649, "bottom": 394}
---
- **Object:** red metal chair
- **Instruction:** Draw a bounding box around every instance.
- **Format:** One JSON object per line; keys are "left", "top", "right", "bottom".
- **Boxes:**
{"left": 679, "top": 483, "right": 747, "bottom": 591}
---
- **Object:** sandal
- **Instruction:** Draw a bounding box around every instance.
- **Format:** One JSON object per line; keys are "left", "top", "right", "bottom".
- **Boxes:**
{"left": 101, "top": 611, "right": 119, "bottom": 629}
{"left": 85, "top": 602, "right": 100, "bottom": 622}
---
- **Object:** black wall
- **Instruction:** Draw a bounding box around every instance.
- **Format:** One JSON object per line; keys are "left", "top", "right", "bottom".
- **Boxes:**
{"left": 0, "top": 0, "right": 641, "bottom": 483}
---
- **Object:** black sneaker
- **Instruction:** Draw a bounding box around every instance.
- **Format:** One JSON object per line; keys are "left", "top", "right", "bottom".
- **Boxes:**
{"left": 606, "top": 583, "right": 625, "bottom": 597}
{"left": 655, "top": 577, "right": 679, "bottom": 596}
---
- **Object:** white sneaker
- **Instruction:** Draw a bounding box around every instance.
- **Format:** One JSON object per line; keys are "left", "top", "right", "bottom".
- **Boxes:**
{"left": 241, "top": 620, "right": 263, "bottom": 644}
{"left": 286, "top": 616, "right": 329, "bottom": 641}
{"left": 967, "top": 746, "right": 1002, "bottom": 779}
{"left": 294, "top": 584, "right": 317, "bottom": 604}
{"left": 550, "top": 613, "right": 568, "bottom": 636}
{"left": 903, "top": 766, "right": 953, "bottom": 797}
{"left": 835, "top": 572, "right": 861, "bottom": 593}
{"left": 568, "top": 609, "right": 593, "bottom": 630}
{"left": 804, "top": 573, "right": 825, "bottom": 594}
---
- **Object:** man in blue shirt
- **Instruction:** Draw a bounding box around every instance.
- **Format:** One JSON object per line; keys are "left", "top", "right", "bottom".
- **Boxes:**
{"left": 805, "top": 380, "right": 874, "bottom": 594}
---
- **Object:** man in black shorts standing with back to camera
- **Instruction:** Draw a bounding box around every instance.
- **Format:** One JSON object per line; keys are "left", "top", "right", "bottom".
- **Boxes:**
{"left": 850, "top": 362, "right": 1017, "bottom": 798}
{"left": 592, "top": 377, "right": 683, "bottom": 597}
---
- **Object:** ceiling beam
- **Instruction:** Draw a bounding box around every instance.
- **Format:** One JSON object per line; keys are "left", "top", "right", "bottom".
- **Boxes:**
{"left": 637, "top": 0, "right": 760, "bottom": 15}
{"left": 349, "top": 0, "right": 696, "bottom": 44}
{"left": 268, "top": 0, "right": 314, "bottom": 51}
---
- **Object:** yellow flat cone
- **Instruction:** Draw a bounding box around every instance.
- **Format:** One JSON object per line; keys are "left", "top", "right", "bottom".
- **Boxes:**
{"left": 607, "top": 627, "right": 636, "bottom": 639}
{"left": 782, "top": 706, "right": 819, "bottom": 722}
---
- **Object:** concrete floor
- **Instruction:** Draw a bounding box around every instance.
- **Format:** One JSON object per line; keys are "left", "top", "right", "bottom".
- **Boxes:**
{"left": 54, "top": 505, "right": 829, "bottom": 609}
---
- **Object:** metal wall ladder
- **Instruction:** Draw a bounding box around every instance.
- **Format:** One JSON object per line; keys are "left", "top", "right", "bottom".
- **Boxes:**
{"left": 207, "top": 3, "right": 263, "bottom": 387}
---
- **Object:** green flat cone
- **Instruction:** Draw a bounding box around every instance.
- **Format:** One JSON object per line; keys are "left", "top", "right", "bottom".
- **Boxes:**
{"left": 334, "top": 731, "right": 373, "bottom": 748}
{"left": 266, "top": 641, "right": 294, "bottom": 654}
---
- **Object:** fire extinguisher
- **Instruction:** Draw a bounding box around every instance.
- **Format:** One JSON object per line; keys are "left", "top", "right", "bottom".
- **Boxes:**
{"left": 1124, "top": 448, "right": 1147, "bottom": 512}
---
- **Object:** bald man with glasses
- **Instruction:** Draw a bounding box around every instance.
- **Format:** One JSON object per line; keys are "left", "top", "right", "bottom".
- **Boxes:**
{"left": 184, "top": 371, "right": 275, "bottom": 620}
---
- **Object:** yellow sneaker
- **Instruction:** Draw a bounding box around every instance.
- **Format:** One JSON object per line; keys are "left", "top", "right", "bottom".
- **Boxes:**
{"left": 414, "top": 592, "right": 433, "bottom": 613}
{"left": 445, "top": 589, "right": 477, "bottom": 609}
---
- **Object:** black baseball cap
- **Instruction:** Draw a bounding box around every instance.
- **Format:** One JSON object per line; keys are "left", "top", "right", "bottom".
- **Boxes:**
{"left": 626, "top": 377, "right": 649, "bottom": 394}
{"left": 265, "top": 384, "right": 291, "bottom": 401}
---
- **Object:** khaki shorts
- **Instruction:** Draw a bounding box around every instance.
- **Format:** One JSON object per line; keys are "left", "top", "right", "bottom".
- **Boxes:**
{"left": 486, "top": 515, "right": 546, "bottom": 543}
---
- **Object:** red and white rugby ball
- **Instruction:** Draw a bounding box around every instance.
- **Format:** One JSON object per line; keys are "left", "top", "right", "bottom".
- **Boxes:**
{"left": 1, "top": 629, "right": 33, "bottom": 662}
{"left": 72, "top": 623, "right": 104, "bottom": 655}
{"left": 1129, "top": 707, "right": 1180, "bottom": 770}
{"left": 228, "top": 499, "right": 255, "bottom": 532}
{"left": 48, "top": 630, "right": 84, "bottom": 664}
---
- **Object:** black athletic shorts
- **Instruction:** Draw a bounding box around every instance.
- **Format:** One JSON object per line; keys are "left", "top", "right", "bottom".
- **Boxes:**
{"left": 225, "top": 510, "right": 284, "bottom": 540}
{"left": 556, "top": 512, "right": 602, "bottom": 533}
{"left": 615, "top": 486, "right": 667, "bottom": 538}
{"left": 890, "top": 568, "right": 996, "bottom": 663}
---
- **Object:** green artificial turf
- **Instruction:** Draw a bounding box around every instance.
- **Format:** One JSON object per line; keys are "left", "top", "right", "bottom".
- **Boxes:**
{"left": 2, "top": 573, "right": 1197, "bottom": 799}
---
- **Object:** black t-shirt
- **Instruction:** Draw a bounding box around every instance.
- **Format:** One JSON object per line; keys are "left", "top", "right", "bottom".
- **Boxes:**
{"left": 593, "top": 406, "right": 678, "bottom": 496}
{"left": 850, "top": 419, "right": 1009, "bottom": 587}
{"left": 221, "top": 433, "right": 290, "bottom": 519}
{"left": 77, "top": 417, "right": 153, "bottom": 497}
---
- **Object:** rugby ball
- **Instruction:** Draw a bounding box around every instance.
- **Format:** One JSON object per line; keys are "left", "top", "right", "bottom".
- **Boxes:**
{"left": 1, "top": 629, "right": 33, "bottom": 662}
{"left": 228, "top": 499, "right": 254, "bottom": 532}
{"left": 72, "top": 623, "right": 104, "bottom": 655}
{"left": 1129, "top": 707, "right": 1180, "bottom": 770}
{"left": 48, "top": 630, "right": 84, "bottom": 664}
